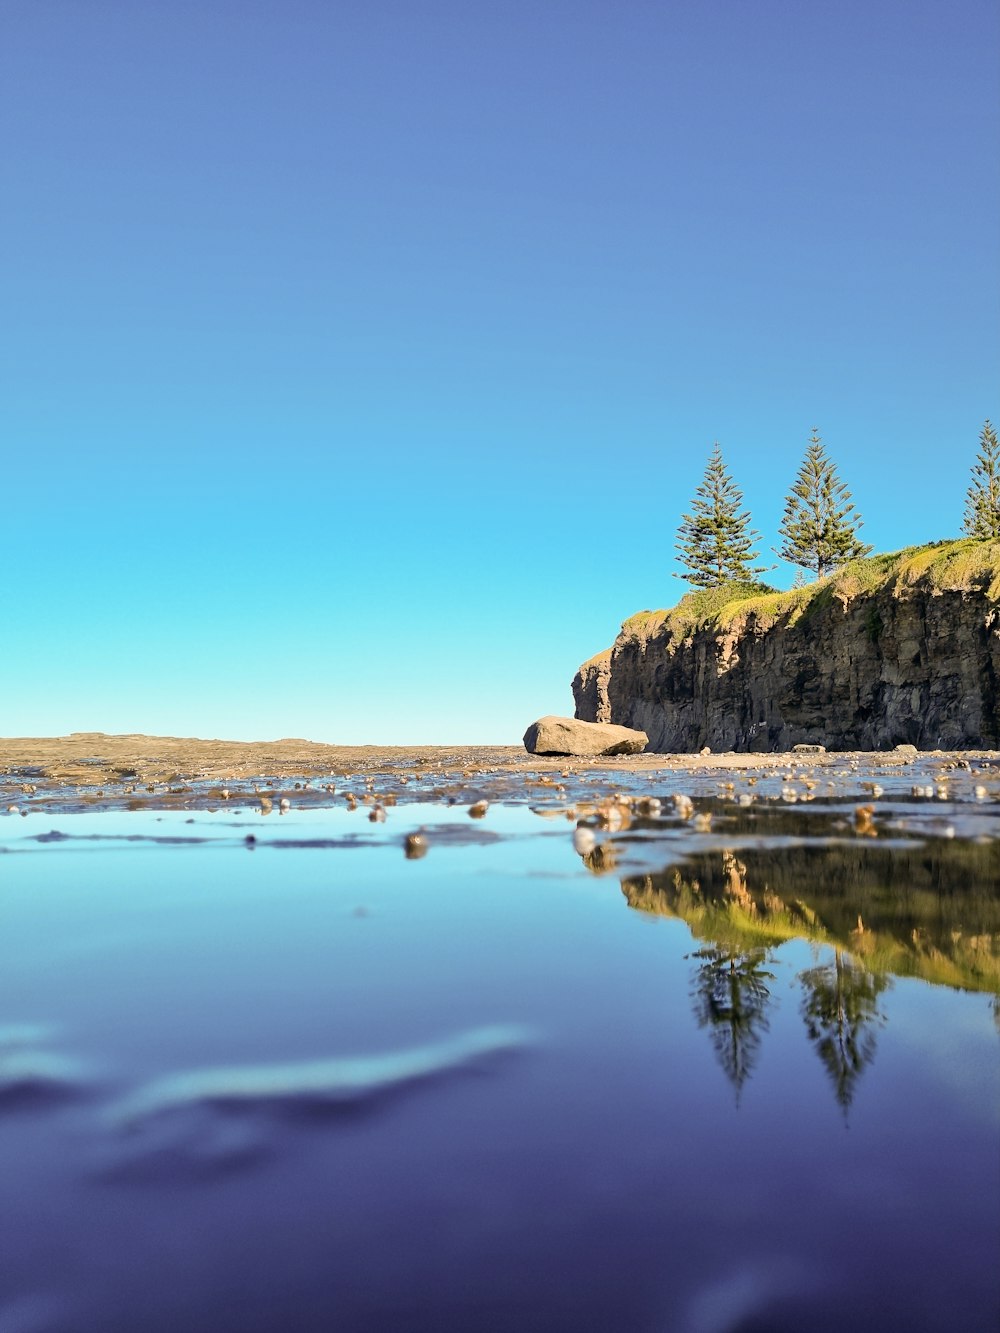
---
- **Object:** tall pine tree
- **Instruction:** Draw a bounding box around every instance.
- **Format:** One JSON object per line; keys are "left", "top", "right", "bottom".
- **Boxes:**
{"left": 963, "top": 419, "right": 1000, "bottom": 540}
{"left": 675, "top": 443, "right": 767, "bottom": 587}
{"left": 778, "top": 430, "right": 871, "bottom": 578}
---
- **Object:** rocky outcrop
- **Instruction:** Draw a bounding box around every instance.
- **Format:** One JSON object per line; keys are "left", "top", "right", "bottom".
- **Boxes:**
{"left": 523, "top": 716, "right": 648, "bottom": 757}
{"left": 572, "top": 541, "right": 1000, "bottom": 752}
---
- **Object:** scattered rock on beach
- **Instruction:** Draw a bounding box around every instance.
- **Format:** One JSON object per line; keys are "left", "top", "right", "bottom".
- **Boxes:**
{"left": 522, "top": 716, "right": 648, "bottom": 757}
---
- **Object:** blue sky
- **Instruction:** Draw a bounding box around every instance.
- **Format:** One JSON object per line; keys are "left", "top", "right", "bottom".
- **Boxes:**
{"left": 3, "top": 0, "right": 997, "bottom": 743}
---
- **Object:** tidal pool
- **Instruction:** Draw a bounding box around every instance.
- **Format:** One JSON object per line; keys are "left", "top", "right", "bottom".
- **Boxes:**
{"left": 1, "top": 780, "right": 998, "bottom": 1332}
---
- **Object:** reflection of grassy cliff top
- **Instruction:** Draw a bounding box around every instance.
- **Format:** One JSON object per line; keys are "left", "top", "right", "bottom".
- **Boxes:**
{"left": 618, "top": 538, "right": 1000, "bottom": 642}
{"left": 621, "top": 839, "right": 1000, "bottom": 993}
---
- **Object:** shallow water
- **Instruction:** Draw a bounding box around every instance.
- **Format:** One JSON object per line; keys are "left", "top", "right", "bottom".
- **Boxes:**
{"left": 1, "top": 780, "right": 998, "bottom": 1332}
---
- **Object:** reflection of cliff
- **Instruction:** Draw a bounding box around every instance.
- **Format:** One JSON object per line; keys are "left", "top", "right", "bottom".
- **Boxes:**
{"left": 620, "top": 839, "right": 1000, "bottom": 994}
{"left": 666, "top": 854, "right": 891, "bottom": 1111}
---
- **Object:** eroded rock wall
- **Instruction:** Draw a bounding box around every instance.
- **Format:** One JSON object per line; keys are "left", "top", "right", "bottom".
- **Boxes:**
{"left": 572, "top": 583, "right": 1000, "bottom": 752}
{"left": 574, "top": 650, "right": 613, "bottom": 725}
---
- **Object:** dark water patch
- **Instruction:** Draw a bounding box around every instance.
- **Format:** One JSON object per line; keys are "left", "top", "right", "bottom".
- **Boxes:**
{"left": 266, "top": 836, "right": 380, "bottom": 851}
{"left": 593, "top": 793, "right": 1000, "bottom": 846}
{"left": 101, "top": 1026, "right": 531, "bottom": 1178}
{"left": 0, "top": 1027, "right": 93, "bottom": 1109}
{"left": 28, "top": 830, "right": 211, "bottom": 847}
{"left": 0, "top": 1059, "right": 90, "bottom": 1109}
{"left": 398, "top": 823, "right": 503, "bottom": 848}
{"left": 97, "top": 1105, "right": 274, "bottom": 1181}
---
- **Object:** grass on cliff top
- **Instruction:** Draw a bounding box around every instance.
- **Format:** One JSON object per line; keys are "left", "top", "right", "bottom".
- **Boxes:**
{"left": 821, "top": 537, "right": 1000, "bottom": 604}
{"left": 620, "top": 538, "right": 1000, "bottom": 640}
{"left": 621, "top": 581, "right": 777, "bottom": 639}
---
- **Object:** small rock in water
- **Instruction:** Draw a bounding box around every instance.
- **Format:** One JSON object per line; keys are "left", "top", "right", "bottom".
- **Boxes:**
{"left": 404, "top": 833, "right": 427, "bottom": 859}
{"left": 854, "top": 804, "right": 876, "bottom": 835}
{"left": 673, "top": 794, "right": 694, "bottom": 820}
{"left": 369, "top": 805, "right": 386, "bottom": 823}
{"left": 595, "top": 799, "right": 630, "bottom": 831}
{"left": 279, "top": 798, "right": 291, "bottom": 812}
{"left": 468, "top": 801, "right": 489, "bottom": 819}
{"left": 582, "top": 842, "right": 617, "bottom": 874}
{"left": 572, "top": 826, "right": 597, "bottom": 856}
{"left": 974, "top": 785, "right": 988, "bottom": 800}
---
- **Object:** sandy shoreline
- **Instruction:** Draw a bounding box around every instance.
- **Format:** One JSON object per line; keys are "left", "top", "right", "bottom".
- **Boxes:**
{"left": 2, "top": 731, "right": 996, "bottom": 792}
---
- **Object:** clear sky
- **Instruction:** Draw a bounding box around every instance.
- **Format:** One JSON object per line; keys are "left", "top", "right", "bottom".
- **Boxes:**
{"left": 3, "top": 0, "right": 998, "bottom": 744}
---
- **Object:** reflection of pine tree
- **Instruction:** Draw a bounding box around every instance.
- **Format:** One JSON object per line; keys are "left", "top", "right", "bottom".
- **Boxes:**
{"left": 690, "top": 947, "right": 775, "bottom": 1102}
{"left": 799, "top": 949, "right": 889, "bottom": 1115}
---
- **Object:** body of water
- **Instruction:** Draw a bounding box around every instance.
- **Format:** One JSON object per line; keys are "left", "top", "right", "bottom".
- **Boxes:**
{"left": 1, "top": 770, "right": 998, "bottom": 1331}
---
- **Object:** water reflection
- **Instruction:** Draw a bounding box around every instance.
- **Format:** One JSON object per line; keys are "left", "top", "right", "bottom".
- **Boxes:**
{"left": 620, "top": 836, "right": 999, "bottom": 1111}
{"left": 1, "top": 801, "right": 997, "bottom": 1329}
{"left": 619, "top": 835, "right": 1000, "bottom": 994}
{"left": 689, "top": 945, "right": 776, "bottom": 1102}
{"left": 799, "top": 950, "right": 888, "bottom": 1114}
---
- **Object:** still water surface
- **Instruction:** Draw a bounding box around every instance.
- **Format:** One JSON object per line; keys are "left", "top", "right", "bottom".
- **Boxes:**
{"left": 1, "top": 786, "right": 998, "bottom": 1331}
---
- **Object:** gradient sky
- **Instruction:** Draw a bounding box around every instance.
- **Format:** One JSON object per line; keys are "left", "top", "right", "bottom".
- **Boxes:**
{"left": 3, "top": 0, "right": 998, "bottom": 744}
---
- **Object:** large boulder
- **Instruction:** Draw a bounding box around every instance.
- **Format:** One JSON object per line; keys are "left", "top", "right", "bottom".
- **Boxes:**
{"left": 523, "top": 715, "right": 648, "bottom": 757}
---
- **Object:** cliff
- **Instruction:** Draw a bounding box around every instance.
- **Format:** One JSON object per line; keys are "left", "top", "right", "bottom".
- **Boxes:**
{"left": 573, "top": 539, "right": 1000, "bottom": 752}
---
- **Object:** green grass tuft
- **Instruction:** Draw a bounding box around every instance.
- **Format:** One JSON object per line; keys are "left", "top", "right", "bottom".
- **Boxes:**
{"left": 619, "top": 540, "right": 1000, "bottom": 643}
{"left": 622, "top": 581, "right": 777, "bottom": 641}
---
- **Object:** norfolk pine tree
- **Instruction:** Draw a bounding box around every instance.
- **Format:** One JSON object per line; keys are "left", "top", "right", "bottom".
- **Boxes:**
{"left": 675, "top": 443, "right": 768, "bottom": 587}
{"left": 778, "top": 430, "right": 871, "bottom": 578}
{"left": 963, "top": 419, "right": 1000, "bottom": 540}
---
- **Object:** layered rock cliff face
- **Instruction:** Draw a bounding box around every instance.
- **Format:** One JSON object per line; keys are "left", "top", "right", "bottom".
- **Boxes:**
{"left": 573, "top": 541, "right": 1000, "bottom": 752}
